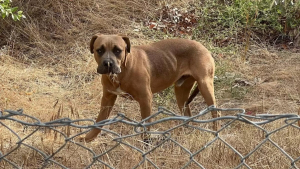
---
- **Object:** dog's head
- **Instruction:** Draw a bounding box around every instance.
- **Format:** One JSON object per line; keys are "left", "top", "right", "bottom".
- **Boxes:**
{"left": 90, "top": 34, "right": 130, "bottom": 74}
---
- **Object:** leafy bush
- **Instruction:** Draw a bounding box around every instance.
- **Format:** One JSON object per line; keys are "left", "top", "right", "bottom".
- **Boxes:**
{"left": 195, "top": 0, "right": 300, "bottom": 45}
{"left": 0, "top": 0, "right": 25, "bottom": 20}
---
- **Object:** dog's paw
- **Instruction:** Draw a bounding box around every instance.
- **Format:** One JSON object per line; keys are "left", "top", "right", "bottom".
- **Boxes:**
{"left": 78, "top": 135, "right": 97, "bottom": 143}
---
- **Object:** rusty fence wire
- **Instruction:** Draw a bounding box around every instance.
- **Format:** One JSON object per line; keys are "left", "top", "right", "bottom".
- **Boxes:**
{"left": 0, "top": 106, "right": 300, "bottom": 169}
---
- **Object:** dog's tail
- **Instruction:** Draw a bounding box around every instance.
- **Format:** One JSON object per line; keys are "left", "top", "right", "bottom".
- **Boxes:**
{"left": 185, "top": 85, "right": 200, "bottom": 106}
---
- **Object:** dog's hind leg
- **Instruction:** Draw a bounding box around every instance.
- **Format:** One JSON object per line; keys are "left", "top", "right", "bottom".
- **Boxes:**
{"left": 174, "top": 76, "right": 195, "bottom": 116}
{"left": 197, "top": 77, "right": 221, "bottom": 131}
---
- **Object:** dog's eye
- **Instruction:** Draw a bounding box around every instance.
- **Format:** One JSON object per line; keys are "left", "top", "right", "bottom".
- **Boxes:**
{"left": 113, "top": 47, "right": 122, "bottom": 56}
{"left": 97, "top": 47, "right": 105, "bottom": 55}
{"left": 97, "top": 49, "right": 103, "bottom": 54}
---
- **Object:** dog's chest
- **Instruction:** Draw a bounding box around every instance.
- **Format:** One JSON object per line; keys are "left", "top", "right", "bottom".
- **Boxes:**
{"left": 107, "top": 86, "right": 125, "bottom": 95}
{"left": 107, "top": 75, "right": 133, "bottom": 99}
{"left": 107, "top": 86, "right": 134, "bottom": 100}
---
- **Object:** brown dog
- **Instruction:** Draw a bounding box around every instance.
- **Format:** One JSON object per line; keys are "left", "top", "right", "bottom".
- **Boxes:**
{"left": 84, "top": 34, "right": 221, "bottom": 142}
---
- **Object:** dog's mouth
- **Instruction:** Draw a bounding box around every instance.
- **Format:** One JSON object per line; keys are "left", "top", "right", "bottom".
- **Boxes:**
{"left": 97, "top": 65, "right": 121, "bottom": 74}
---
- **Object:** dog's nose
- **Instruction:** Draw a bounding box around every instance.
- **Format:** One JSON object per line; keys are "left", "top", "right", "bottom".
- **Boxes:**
{"left": 103, "top": 60, "right": 113, "bottom": 67}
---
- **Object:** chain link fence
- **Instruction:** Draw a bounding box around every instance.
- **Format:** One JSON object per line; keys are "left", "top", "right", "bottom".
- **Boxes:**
{"left": 1, "top": 106, "right": 300, "bottom": 169}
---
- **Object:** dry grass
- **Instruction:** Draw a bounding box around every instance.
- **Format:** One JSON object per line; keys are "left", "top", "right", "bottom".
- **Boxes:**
{"left": 1, "top": 0, "right": 300, "bottom": 168}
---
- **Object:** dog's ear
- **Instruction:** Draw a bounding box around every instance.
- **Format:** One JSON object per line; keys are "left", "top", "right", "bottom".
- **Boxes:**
{"left": 90, "top": 34, "right": 102, "bottom": 54}
{"left": 118, "top": 35, "right": 130, "bottom": 67}
{"left": 121, "top": 36, "right": 131, "bottom": 53}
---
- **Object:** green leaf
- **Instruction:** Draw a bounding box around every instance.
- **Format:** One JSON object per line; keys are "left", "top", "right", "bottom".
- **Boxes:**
{"left": 2, "top": 12, "right": 6, "bottom": 18}
{"left": 18, "top": 10, "right": 25, "bottom": 19}
{"left": 11, "top": 6, "right": 17, "bottom": 13}
{"left": 277, "top": 9, "right": 282, "bottom": 14}
{"left": 11, "top": 13, "right": 18, "bottom": 21}
{"left": 0, "top": 6, "right": 4, "bottom": 13}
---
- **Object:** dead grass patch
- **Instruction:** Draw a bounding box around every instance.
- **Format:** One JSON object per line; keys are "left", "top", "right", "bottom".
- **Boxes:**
{"left": 1, "top": 0, "right": 300, "bottom": 168}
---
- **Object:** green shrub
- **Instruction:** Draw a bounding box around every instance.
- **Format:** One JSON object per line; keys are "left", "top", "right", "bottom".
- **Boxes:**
{"left": 0, "top": 0, "right": 25, "bottom": 21}
{"left": 195, "top": 0, "right": 300, "bottom": 44}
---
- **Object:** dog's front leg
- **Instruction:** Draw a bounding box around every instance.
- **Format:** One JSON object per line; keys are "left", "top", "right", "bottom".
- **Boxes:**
{"left": 136, "top": 90, "right": 153, "bottom": 141}
{"left": 84, "top": 89, "right": 117, "bottom": 142}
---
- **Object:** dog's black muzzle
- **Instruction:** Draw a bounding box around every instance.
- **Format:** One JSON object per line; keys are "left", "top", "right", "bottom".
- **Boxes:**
{"left": 97, "top": 59, "right": 121, "bottom": 74}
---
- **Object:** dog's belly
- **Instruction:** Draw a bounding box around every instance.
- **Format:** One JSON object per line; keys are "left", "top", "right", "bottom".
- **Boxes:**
{"left": 150, "top": 79, "right": 176, "bottom": 93}
{"left": 150, "top": 65, "right": 189, "bottom": 93}
{"left": 148, "top": 56, "right": 190, "bottom": 93}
